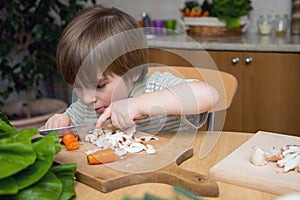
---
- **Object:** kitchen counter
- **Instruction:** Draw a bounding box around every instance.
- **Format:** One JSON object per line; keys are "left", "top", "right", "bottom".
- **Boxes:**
{"left": 146, "top": 33, "right": 300, "bottom": 53}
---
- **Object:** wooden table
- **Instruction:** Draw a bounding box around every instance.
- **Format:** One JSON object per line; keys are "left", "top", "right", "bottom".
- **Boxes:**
{"left": 73, "top": 131, "right": 278, "bottom": 200}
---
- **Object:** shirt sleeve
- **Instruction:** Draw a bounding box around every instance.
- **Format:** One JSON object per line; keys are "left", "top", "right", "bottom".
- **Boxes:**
{"left": 65, "top": 99, "right": 98, "bottom": 125}
{"left": 144, "top": 71, "right": 208, "bottom": 130}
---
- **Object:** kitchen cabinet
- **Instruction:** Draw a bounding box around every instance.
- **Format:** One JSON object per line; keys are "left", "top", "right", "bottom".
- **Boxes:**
{"left": 149, "top": 48, "right": 300, "bottom": 136}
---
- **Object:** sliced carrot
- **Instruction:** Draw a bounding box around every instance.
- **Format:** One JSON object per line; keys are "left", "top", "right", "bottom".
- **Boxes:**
{"left": 62, "top": 133, "right": 79, "bottom": 151}
{"left": 87, "top": 148, "right": 117, "bottom": 165}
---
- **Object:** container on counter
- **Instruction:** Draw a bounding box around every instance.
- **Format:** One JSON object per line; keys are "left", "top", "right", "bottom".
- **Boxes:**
{"left": 257, "top": 15, "right": 273, "bottom": 35}
{"left": 141, "top": 12, "right": 153, "bottom": 34}
{"left": 274, "top": 14, "right": 289, "bottom": 35}
{"left": 152, "top": 20, "right": 165, "bottom": 34}
{"left": 164, "top": 19, "right": 177, "bottom": 34}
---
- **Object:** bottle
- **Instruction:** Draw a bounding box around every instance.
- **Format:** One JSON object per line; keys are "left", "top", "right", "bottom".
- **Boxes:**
{"left": 141, "top": 12, "right": 152, "bottom": 27}
{"left": 141, "top": 12, "right": 152, "bottom": 35}
{"left": 291, "top": 0, "right": 300, "bottom": 35}
{"left": 257, "top": 15, "right": 273, "bottom": 35}
{"left": 274, "top": 14, "right": 289, "bottom": 35}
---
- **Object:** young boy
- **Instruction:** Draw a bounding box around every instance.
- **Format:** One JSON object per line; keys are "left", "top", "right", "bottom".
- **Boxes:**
{"left": 45, "top": 5, "right": 219, "bottom": 132}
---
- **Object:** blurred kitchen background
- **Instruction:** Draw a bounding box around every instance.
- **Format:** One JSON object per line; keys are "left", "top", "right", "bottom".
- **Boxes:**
{"left": 97, "top": 0, "right": 292, "bottom": 34}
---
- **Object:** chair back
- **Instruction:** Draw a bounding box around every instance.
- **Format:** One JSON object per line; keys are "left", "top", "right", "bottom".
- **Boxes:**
{"left": 148, "top": 66, "right": 238, "bottom": 113}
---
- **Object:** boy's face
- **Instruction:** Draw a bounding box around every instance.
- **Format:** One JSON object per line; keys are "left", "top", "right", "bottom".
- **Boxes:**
{"left": 80, "top": 74, "right": 132, "bottom": 114}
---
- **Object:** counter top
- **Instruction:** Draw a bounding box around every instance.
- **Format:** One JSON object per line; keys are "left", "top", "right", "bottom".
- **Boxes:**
{"left": 146, "top": 33, "right": 300, "bottom": 53}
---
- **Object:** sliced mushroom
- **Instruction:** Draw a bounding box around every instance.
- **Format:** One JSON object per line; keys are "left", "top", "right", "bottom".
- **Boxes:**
{"left": 283, "top": 153, "right": 300, "bottom": 173}
{"left": 277, "top": 152, "right": 300, "bottom": 168}
{"left": 250, "top": 146, "right": 268, "bottom": 166}
{"left": 85, "top": 126, "right": 158, "bottom": 157}
{"left": 265, "top": 147, "right": 282, "bottom": 162}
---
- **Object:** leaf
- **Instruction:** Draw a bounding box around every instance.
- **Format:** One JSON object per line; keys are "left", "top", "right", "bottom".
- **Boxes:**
{"left": 0, "top": 176, "right": 19, "bottom": 195}
{"left": 0, "top": 112, "right": 13, "bottom": 127}
{"left": 51, "top": 164, "right": 77, "bottom": 200}
{"left": 0, "top": 142, "right": 36, "bottom": 180}
{"left": 47, "top": 131, "right": 62, "bottom": 153}
{"left": 13, "top": 134, "right": 56, "bottom": 190}
{"left": 0, "top": 117, "right": 17, "bottom": 138}
{"left": 4, "top": 171, "right": 63, "bottom": 200}
{"left": 12, "top": 128, "right": 39, "bottom": 144}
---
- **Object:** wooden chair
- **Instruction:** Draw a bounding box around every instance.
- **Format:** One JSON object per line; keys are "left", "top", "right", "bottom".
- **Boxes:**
{"left": 148, "top": 66, "right": 238, "bottom": 131}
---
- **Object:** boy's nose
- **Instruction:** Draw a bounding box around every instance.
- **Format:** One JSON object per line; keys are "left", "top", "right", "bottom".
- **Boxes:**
{"left": 81, "top": 89, "right": 97, "bottom": 104}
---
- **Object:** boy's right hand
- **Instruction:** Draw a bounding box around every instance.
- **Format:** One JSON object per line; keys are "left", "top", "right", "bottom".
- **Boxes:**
{"left": 44, "top": 113, "right": 71, "bottom": 129}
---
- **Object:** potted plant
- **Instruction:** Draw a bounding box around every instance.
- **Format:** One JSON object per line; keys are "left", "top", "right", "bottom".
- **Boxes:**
{"left": 182, "top": 0, "right": 252, "bottom": 36}
{"left": 0, "top": 0, "right": 95, "bottom": 128}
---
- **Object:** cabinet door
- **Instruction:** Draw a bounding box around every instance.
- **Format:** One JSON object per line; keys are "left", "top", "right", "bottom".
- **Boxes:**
{"left": 149, "top": 49, "right": 244, "bottom": 131}
{"left": 150, "top": 48, "right": 300, "bottom": 135}
{"left": 243, "top": 52, "right": 300, "bottom": 135}
{"left": 208, "top": 51, "right": 243, "bottom": 131}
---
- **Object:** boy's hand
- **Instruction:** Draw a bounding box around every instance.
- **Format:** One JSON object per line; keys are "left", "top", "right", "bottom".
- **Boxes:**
{"left": 96, "top": 98, "right": 139, "bottom": 130}
{"left": 44, "top": 113, "right": 71, "bottom": 129}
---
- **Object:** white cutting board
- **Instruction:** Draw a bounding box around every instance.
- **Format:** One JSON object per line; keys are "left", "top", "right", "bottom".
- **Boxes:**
{"left": 210, "top": 131, "right": 300, "bottom": 195}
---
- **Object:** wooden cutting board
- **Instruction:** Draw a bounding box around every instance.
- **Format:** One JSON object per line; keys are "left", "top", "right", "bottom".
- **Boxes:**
{"left": 55, "top": 132, "right": 219, "bottom": 197}
{"left": 210, "top": 131, "right": 300, "bottom": 195}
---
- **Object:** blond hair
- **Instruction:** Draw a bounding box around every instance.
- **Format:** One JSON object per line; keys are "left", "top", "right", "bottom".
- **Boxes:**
{"left": 57, "top": 5, "right": 148, "bottom": 84}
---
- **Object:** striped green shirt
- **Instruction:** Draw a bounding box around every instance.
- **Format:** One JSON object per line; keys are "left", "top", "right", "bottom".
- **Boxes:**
{"left": 66, "top": 71, "right": 207, "bottom": 132}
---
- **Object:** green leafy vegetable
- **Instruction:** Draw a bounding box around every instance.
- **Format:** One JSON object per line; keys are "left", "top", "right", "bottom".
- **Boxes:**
{"left": 0, "top": 113, "right": 77, "bottom": 199}
{"left": 13, "top": 132, "right": 58, "bottom": 190}
{"left": 0, "top": 142, "right": 36, "bottom": 180}
{"left": 2, "top": 171, "right": 63, "bottom": 200}
{"left": 211, "top": 0, "right": 253, "bottom": 28}
{"left": 0, "top": 116, "right": 17, "bottom": 139}
{"left": 0, "top": 177, "right": 18, "bottom": 195}
{"left": 51, "top": 164, "right": 77, "bottom": 200}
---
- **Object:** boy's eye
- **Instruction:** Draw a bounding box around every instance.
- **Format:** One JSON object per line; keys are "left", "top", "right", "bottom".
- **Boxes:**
{"left": 97, "top": 84, "right": 106, "bottom": 89}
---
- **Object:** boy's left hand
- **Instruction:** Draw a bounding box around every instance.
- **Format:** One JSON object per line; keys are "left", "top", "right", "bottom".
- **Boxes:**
{"left": 96, "top": 98, "right": 139, "bottom": 130}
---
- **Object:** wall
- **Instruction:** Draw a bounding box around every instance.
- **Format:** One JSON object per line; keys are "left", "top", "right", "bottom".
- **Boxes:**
{"left": 96, "top": 0, "right": 292, "bottom": 34}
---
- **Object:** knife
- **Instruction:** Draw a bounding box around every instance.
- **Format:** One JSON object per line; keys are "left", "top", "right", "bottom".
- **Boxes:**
{"left": 39, "top": 122, "right": 96, "bottom": 136}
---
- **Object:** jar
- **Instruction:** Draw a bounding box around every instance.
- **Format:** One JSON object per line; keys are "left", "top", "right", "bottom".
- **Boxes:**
{"left": 257, "top": 15, "right": 273, "bottom": 35}
{"left": 274, "top": 15, "right": 289, "bottom": 35}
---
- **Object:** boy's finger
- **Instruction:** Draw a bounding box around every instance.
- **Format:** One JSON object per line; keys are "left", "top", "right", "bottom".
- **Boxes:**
{"left": 96, "top": 107, "right": 111, "bottom": 127}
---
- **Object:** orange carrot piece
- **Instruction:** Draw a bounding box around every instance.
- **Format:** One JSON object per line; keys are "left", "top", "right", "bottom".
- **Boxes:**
{"left": 87, "top": 148, "right": 117, "bottom": 165}
{"left": 62, "top": 133, "right": 79, "bottom": 150}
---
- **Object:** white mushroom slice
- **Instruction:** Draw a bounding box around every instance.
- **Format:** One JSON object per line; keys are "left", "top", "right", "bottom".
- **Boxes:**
{"left": 282, "top": 148, "right": 300, "bottom": 157}
{"left": 145, "top": 144, "right": 156, "bottom": 154}
{"left": 266, "top": 147, "right": 282, "bottom": 162}
{"left": 84, "top": 125, "right": 159, "bottom": 157}
{"left": 277, "top": 152, "right": 300, "bottom": 168}
{"left": 250, "top": 146, "right": 267, "bottom": 166}
{"left": 136, "top": 135, "right": 159, "bottom": 142}
{"left": 94, "top": 136, "right": 112, "bottom": 149}
{"left": 85, "top": 134, "right": 97, "bottom": 143}
{"left": 114, "top": 148, "right": 127, "bottom": 157}
{"left": 126, "top": 143, "right": 146, "bottom": 153}
{"left": 283, "top": 145, "right": 300, "bottom": 151}
{"left": 283, "top": 154, "right": 300, "bottom": 173}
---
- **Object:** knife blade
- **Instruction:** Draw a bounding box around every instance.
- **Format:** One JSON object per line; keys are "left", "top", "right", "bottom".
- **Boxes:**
{"left": 39, "top": 122, "right": 96, "bottom": 136}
